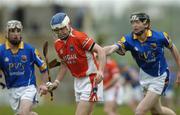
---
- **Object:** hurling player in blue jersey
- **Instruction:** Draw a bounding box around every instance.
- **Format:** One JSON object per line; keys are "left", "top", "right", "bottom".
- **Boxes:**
{"left": 103, "top": 12, "right": 180, "bottom": 115}
{"left": 0, "top": 20, "right": 49, "bottom": 115}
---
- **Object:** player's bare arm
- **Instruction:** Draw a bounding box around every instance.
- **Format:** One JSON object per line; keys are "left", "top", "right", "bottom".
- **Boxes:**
{"left": 39, "top": 71, "right": 49, "bottom": 95}
{"left": 92, "top": 44, "right": 106, "bottom": 84}
{"left": 56, "top": 62, "right": 68, "bottom": 83}
{"left": 103, "top": 44, "right": 125, "bottom": 56}
{"left": 170, "top": 44, "right": 180, "bottom": 86}
{"left": 46, "top": 62, "right": 68, "bottom": 91}
{"left": 103, "top": 44, "right": 118, "bottom": 55}
{"left": 41, "top": 71, "right": 49, "bottom": 83}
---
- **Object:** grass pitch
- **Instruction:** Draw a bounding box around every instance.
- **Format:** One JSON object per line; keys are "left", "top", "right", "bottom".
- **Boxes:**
{"left": 0, "top": 103, "right": 180, "bottom": 115}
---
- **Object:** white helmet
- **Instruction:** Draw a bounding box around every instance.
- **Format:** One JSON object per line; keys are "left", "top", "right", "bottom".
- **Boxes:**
{"left": 6, "top": 20, "right": 23, "bottom": 32}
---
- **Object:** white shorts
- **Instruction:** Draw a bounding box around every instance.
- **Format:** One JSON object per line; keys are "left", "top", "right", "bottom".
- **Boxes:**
{"left": 139, "top": 69, "right": 169, "bottom": 95}
{"left": 74, "top": 74, "right": 103, "bottom": 102}
{"left": 8, "top": 85, "right": 38, "bottom": 112}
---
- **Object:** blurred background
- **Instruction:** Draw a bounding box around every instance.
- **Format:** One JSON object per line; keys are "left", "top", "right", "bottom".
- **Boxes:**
{"left": 0, "top": 0, "right": 180, "bottom": 114}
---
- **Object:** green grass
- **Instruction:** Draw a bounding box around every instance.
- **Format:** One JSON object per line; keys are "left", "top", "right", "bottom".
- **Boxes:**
{"left": 0, "top": 104, "right": 179, "bottom": 115}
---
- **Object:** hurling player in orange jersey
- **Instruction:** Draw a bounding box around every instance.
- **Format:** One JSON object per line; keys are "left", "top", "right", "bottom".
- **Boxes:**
{"left": 45, "top": 12, "right": 106, "bottom": 115}
{"left": 103, "top": 57, "right": 122, "bottom": 115}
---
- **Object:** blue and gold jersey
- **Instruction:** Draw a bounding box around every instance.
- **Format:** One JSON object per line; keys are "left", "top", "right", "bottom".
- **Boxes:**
{"left": 117, "top": 30, "right": 173, "bottom": 77}
{"left": 0, "top": 41, "right": 47, "bottom": 88}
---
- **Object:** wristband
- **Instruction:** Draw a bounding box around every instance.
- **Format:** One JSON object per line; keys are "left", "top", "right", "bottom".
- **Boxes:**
{"left": 54, "top": 79, "right": 60, "bottom": 85}
{"left": 115, "top": 43, "right": 121, "bottom": 49}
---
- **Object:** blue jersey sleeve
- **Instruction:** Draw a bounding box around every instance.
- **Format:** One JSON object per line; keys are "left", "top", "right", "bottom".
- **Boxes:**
{"left": 162, "top": 32, "right": 173, "bottom": 49}
{"left": 33, "top": 49, "right": 47, "bottom": 73}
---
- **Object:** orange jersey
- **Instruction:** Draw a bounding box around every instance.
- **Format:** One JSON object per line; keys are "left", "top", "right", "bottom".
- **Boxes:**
{"left": 54, "top": 29, "right": 98, "bottom": 78}
{"left": 103, "top": 59, "right": 119, "bottom": 86}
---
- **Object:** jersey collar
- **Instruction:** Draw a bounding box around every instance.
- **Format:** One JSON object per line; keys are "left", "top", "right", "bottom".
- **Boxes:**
{"left": 133, "top": 29, "right": 152, "bottom": 41}
{"left": 5, "top": 40, "right": 24, "bottom": 50}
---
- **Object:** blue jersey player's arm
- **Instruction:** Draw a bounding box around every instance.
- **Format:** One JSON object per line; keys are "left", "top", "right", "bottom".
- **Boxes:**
{"left": 33, "top": 49, "right": 48, "bottom": 83}
{"left": 163, "top": 32, "right": 180, "bottom": 85}
{"left": 34, "top": 49, "right": 47, "bottom": 72}
{"left": 103, "top": 36, "right": 127, "bottom": 56}
{"left": 32, "top": 48, "right": 49, "bottom": 96}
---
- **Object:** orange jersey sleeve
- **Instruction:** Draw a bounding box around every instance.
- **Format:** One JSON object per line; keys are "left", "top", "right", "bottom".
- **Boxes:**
{"left": 75, "top": 31, "right": 95, "bottom": 51}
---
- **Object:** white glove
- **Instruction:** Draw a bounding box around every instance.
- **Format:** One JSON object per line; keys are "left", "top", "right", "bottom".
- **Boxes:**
{"left": 46, "top": 82, "right": 54, "bottom": 91}
{"left": 46, "top": 80, "right": 60, "bottom": 92}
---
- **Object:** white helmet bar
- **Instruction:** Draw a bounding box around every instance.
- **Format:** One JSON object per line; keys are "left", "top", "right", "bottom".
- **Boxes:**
{"left": 51, "top": 15, "right": 70, "bottom": 30}
{"left": 7, "top": 20, "right": 23, "bottom": 31}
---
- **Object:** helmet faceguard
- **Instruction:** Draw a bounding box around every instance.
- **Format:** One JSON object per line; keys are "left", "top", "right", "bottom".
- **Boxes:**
{"left": 6, "top": 20, "right": 23, "bottom": 32}
{"left": 130, "top": 12, "right": 151, "bottom": 36}
{"left": 6, "top": 20, "right": 23, "bottom": 45}
{"left": 50, "top": 13, "right": 71, "bottom": 40}
{"left": 130, "top": 12, "right": 150, "bottom": 25}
